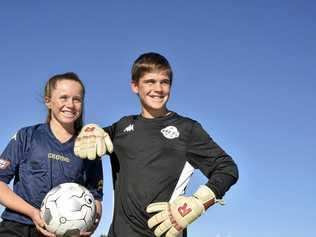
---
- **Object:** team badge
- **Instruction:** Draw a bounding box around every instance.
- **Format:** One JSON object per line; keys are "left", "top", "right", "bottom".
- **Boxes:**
{"left": 161, "top": 126, "right": 180, "bottom": 139}
{"left": 0, "top": 158, "right": 10, "bottom": 170}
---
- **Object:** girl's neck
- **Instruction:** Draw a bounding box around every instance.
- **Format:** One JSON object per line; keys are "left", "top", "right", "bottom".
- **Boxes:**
{"left": 49, "top": 119, "right": 75, "bottom": 143}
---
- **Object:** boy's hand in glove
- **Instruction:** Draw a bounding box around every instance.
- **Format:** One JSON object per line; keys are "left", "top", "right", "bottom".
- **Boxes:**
{"left": 74, "top": 124, "right": 113, "bottom": 160}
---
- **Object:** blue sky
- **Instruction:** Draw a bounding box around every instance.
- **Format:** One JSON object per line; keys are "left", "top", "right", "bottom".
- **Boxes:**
{"left": 0, "top": 1, "right": 315, "bottom": 236}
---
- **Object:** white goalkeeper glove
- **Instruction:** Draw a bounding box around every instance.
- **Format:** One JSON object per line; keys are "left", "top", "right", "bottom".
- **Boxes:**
{"left": 74, "top": 124, "right": 113, "bottom": 160}
{"left": 146, "top": 185, "right": 221, "bottom": 237}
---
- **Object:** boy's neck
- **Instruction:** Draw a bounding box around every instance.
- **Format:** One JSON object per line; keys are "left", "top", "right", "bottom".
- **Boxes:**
{"left": 141, "top": 108, "right": 170, "bottom": 119}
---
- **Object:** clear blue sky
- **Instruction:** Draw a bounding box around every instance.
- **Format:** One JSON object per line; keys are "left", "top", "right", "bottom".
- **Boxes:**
{"left": 1, "top": 1, "right": 315, "bottom": 236}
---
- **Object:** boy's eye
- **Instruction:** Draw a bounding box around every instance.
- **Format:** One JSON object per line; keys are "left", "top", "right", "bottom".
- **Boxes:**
{"left": 161, "top": 79, "right": 170, "bottom": 85}
{"left": 60, "top": 95, "right": 68, "bottom": 100}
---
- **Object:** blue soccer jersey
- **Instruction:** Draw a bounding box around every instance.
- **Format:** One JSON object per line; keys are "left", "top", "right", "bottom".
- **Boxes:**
{"left": 0, "top": 123, "right": 103, "bottom": 224}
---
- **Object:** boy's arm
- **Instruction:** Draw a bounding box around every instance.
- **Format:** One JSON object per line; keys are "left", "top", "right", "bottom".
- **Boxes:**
{"left": 147, "top": 121, "right": 238, "bottom": 237}
{"left": 186, "top": 121, "right": 238, "bottom": 198}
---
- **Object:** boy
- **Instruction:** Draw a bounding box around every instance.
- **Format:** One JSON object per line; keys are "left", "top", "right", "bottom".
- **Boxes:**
{"left": 74, "top": 52, "right": 238, "bottom": 237}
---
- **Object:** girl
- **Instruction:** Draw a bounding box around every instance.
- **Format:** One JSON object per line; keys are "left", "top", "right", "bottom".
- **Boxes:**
{"left": 0, "top": 72, "right": 103, "bottom": 237}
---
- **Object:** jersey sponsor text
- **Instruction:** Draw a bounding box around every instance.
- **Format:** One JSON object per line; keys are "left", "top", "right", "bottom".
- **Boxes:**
{"left": 48, "top": 153, "right": 70, "bottom": 163}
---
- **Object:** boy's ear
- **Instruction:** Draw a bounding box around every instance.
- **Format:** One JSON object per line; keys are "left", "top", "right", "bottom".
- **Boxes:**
{"left": 130, "top": 80, "right": 139, "bottom": 94}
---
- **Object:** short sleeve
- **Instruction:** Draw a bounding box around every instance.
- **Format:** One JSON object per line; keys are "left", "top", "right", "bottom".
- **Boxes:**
{"left": 0, "top": 130, "right": 25, "bottom": 184}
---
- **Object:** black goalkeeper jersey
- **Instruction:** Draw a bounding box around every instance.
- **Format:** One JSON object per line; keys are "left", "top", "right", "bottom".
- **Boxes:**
{"left": 105, "top": 112, "right": 238, "bottom": 237}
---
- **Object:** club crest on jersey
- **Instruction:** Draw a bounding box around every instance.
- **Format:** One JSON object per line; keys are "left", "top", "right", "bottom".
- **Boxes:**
{"left": 0, "top": 158, "right": 10, "bottom": 170}
{"left": 123, "top": 124, "right": 134, "bottom": 133}
{"left": 161, "top": 126, "right": 179, "bottom": 139}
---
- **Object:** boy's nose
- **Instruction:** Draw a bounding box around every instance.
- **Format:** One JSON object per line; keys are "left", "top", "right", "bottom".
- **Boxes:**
{"left": 153, "top": 82, "right": 163, "bottom": 91}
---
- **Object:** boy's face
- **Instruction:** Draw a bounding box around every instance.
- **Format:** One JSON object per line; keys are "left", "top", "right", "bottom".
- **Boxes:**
{"left": 131, "top": 71, "right": 171, "bottom": 118}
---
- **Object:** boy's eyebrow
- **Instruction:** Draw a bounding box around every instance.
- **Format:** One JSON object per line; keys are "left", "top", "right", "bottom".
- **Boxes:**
{"left": 143, "top": 77, "right": 170, "bottom": 81}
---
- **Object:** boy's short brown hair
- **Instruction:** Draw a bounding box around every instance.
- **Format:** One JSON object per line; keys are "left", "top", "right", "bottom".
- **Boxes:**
{"left": 131, "top": 52, "right": 173, "bottom": 84}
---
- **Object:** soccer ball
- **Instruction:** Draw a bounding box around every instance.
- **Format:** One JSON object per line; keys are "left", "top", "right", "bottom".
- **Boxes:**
{"left": 40, "top": 182, "right": 96, "bottom": 236}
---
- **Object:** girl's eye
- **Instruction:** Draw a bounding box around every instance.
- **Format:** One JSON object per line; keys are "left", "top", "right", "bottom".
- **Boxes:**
{"left": 73, "top": 97, "right": 82, "bottom": 103}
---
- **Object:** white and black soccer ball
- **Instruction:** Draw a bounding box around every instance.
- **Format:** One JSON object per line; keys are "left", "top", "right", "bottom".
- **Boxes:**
{"left": 40, "top": 182, "right": 96, "bottom": 236}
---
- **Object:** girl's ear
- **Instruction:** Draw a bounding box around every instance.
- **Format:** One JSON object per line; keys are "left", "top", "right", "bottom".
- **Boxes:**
{"left": 45, "top": 96, "right": 51, "bottom": 109}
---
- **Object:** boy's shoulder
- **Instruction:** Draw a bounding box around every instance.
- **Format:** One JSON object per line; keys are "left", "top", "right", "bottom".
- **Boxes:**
{"left": 116, "top": 114, "right": 138, "bottom": 124}
{"left": 173, "top": 113, "right": 209, "bottom": 134}
{"left": 108, "top": 115, "right": 138, "bottom": 132}
{"left": 173, "top": 112, "right": 199, "bottom": 125}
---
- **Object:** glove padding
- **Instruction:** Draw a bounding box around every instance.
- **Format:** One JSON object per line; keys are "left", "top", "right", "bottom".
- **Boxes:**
{"left": 146, "top": 185, "right": 217, "bottom": 237}
{"left": 74, "top": 124, "right": 113, "bottom": 160}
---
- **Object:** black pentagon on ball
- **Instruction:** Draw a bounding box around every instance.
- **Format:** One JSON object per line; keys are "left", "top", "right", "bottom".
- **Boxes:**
{"left": 43, "top": 208, "right": 53, "bottom": 225}
{"left": 84, "top": 194, "right": 93, "bottom": 204}
{"left": 63, "top": 228, "right": 80, "bottom": 237}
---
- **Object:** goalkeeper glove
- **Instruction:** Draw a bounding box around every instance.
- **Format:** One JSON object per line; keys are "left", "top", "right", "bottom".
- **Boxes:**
{"left": 74, "top": 124, "right": 113, "bottom": 160}
{"left": 146, "top": 185, "right": 221, "bottom": 237}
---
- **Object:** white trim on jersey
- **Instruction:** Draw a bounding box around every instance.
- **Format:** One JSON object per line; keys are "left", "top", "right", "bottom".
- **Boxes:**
{"left": 0, "top": 159, "right": 10, "bottom": 170}
{"left": 169, "top": 161, "right": 194, "bottom": 237}
{"left": 169, "top": 161, "right": 194, "bottom": 202}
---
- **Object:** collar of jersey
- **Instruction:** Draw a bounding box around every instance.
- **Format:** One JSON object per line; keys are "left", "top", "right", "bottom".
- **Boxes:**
{"left": 137, "top": 111, "right": 177, "bottom": 123}
{"left": 44, "top": 123, "right": 75, "bottom": 147}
